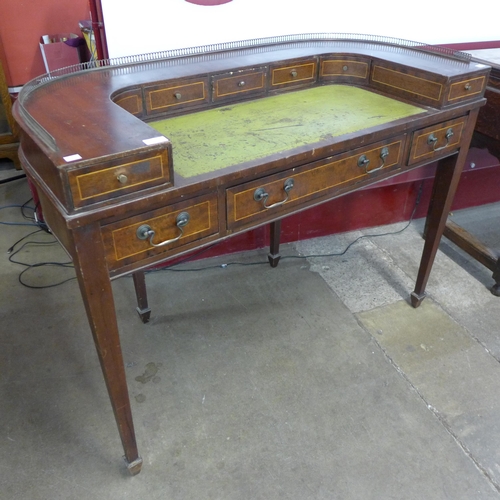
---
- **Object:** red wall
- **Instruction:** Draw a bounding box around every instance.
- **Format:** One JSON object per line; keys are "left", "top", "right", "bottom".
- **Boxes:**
{"left": 0, "top": 0, "right": 90, "bottom": 87}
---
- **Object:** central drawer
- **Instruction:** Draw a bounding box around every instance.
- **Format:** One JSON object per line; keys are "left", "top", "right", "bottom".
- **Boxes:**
{"left": 320, "top": 56, "right": 370, "bottom": 84}
{"left": 226, "top": 137, "right": 406, "bottom": 230}
{"left": 269, "top": 57, "right": 318, "bottom": 89}
{"left": 212, "top": 67, "right": 267, "bottom": 103}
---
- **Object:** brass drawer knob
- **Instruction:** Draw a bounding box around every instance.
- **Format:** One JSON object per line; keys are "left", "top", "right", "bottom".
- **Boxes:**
{"left": 174, "top": 92, "right": 182, "bottom": 100}
{"left": 238, "top": 81, "right": 246, "bottom": 87}
{"left": 117, "top": 174, "right": 128, "bottom": 184}
{"left": 343, "top": 65, "right": 348, "bottom": 71}
{"left": 290, "top": 70, "right": 298, "bottom": 78}
{"left": 464, "top": 83, "right": 471, "bottom": 91}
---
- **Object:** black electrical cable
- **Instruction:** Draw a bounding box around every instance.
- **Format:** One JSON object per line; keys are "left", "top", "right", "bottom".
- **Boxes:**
{"left": 0, "top": 204, "right": 40, "bottom": 227}
{"left": 7, "top": 228, "right": 44, "bottom": 254}
{"left": 20, "top": 198, "right": 35, "bottom": 222}
{"left": 0, "top": 200, "right": 49, "bottom": 231}
{"left": 7, "top": 232, "right": 75, "bottom": 289}
{"left": 18, "top": 264, "right": 77, "bottom": 289}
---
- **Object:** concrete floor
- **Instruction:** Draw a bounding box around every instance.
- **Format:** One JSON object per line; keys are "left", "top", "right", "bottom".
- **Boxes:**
{"left": 1, "top": 171, "right": 500, "bottom": 499}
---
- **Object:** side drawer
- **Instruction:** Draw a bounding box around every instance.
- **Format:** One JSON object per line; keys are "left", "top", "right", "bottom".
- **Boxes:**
{"left": 67, "top": 148, "right": 172, "bottom": 209}
{"left": 227, "top": 138, "right": 405, "bottom": 229}
{"left": 408, "top": 116, "right": 467, "bottom": 165}
{"left": 269, "top": 57, "right": 317, "bottom": 89}
{"left": 212, "top": 67, "right": 267, "bottom": 102}
{"left": 144, "top": 77, "right": 209, "bottom": 116}
{"left": 446, "top": 75, "right": 487, "bottom": 105}
{"left": 101, "top": 193, "right": 219, "bottom": 270}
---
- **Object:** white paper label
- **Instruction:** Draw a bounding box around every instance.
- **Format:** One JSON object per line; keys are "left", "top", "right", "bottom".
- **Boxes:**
{"left": 143, "top": 136, "right": 168, "bottom": 146}
{"left": 63, "top": 154, "right": 83, "bottom": 162}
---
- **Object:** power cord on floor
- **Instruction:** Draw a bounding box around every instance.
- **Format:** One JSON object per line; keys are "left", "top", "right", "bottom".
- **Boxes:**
{"left": 3, "top": 198, "right": 74, "bottom": 288}
{"left": 0, "top": 204, "right": 41, "bottom": 227}
{"left": 1, "top": 199, "right": 49, "bottom": 231}
{"left": 7, "top": 233, "right": 75, "bottom": 289}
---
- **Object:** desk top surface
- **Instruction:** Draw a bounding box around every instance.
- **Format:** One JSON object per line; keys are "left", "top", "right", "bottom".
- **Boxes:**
{"left": 150, "top": 85, "right": 424, "bottom": 178}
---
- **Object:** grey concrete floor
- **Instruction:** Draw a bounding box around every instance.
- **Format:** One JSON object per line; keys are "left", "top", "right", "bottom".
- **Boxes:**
{"left": 1, "top": 173, "right": 500, "bottom": 499}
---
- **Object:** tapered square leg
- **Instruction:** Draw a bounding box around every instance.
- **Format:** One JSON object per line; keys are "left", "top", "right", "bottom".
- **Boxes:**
{"left": 133, "top": 271, "right": 151, "bottom": 323}
{"left": 411, "top": 109, "right": 480, "bottom": 307}
{"left": 268, "top": 219, "right": 282, "bottom": 268}
{"left": 72, "top": 225, "right": 142, "bottom": 473}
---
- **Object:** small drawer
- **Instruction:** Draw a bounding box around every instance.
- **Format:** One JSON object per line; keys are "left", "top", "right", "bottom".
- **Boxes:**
{"left": 320, "top": 57, "right": 369, "bottom": 82}
{"left": 212, "top": 68, "right": 266, "bottom": 102}
{"left": 408, "top": 117, "right": 467, "bottom": 165}
{"left": 270, "top": 58, "right": 317, "bottom": 89}
{"left": 113, "top": 88, "right": 144, "bottom": 117}
{"left": 227, "top": 138, "right": 405, "bottom": 229}
{"left": 101, "top": 193, "right": 219, "bottom": 270}
{"left": 144, "top": 77, "right": 209, "bottom": 116}
{"left": 447, "top": 76, "right": 487, "bottom": 104}
{"left": 67, "top": 149, "right": 172, "bottom": 208}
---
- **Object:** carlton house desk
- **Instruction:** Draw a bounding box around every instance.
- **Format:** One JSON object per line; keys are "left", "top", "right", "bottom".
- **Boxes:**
{"left": 13, "top": 34, "right": 491, "bottom": 474}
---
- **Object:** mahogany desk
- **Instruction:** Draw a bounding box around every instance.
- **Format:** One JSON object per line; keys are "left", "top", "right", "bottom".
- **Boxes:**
{"left": 13, "top": 35, "right": 490, "bottom": 474}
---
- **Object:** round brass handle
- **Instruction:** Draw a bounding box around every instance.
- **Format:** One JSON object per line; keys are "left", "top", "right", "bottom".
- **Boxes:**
{"left": 290, "top": 70, "right": 298, "bottom": 78}
{"left": 238, "top": 81, "right": 246, "bottom": 87}
{"left": 464, "top": 83, "right": 471, "bottom": 91}
{"left": 117, "top": 174, "right": 128, "bottom": 184}
{"left": 174, "top": 92, "right": 182, "bottom": 100}
{"left": 343, "top": 65, "right": 348, "bottom": 71}
{"left": 427, "top": 128, "right": 454, "bottom": 152}
{"left": 136, "top": 212, "right": 190, "bottom": 247}
{"left": 253, "top": 178, "right": 295, "bottom": 209}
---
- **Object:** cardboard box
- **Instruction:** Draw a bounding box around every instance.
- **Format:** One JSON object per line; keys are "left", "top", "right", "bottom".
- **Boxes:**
{"left": 39, "top": 33, "right": 83, "bottom": 73}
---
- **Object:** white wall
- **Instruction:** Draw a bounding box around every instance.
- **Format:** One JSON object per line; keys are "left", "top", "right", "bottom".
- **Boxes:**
{"left": 101, "top": 0, "right": 499, "bottom": 59}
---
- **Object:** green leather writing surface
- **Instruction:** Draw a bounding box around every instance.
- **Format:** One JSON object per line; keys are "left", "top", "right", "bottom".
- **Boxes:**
{"left": 149, "top": 85, "right": 424, "bottom": 178}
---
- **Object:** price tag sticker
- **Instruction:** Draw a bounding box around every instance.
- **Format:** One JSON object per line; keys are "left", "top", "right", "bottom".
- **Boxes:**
{"left": 143, "top": 137, "right": 168, "bottom": 146}
{"left": 63, "top": 154, "right": 83, "bottom": 162}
